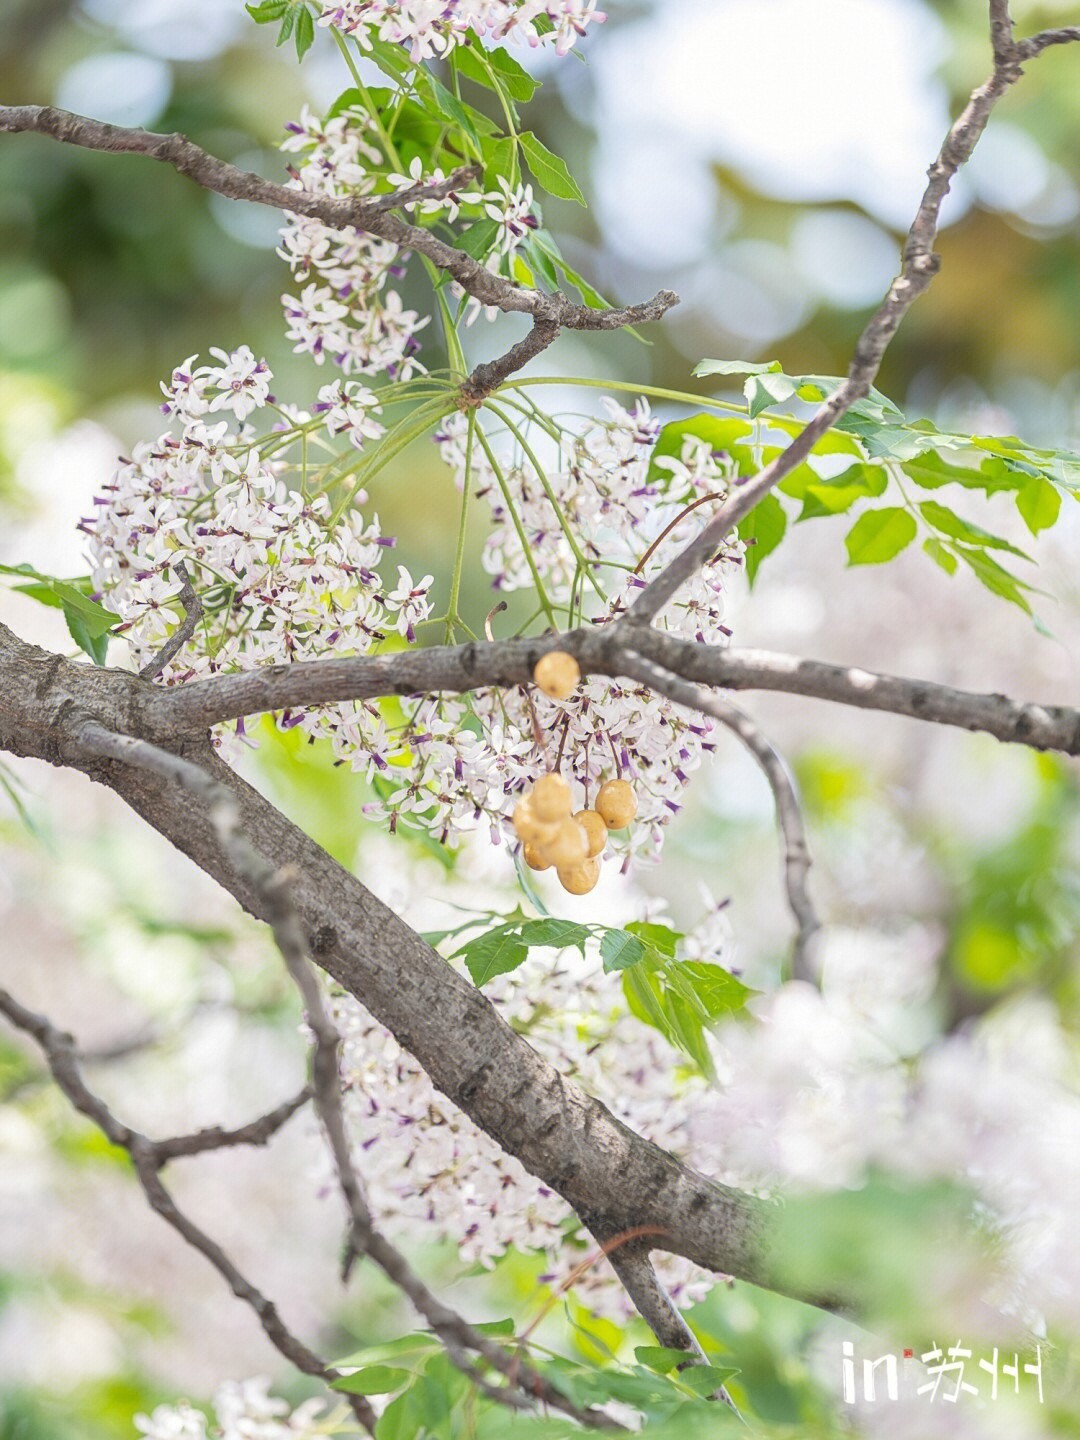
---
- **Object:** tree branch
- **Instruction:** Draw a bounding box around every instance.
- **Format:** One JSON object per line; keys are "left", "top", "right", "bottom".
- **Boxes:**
{"left": 153, "top": 1085, "right": 312, "bottom": 1163}
{"left": 138, "top": 561, "right": 203, "bottom": 681}
{"left": 0, "top": 103, "right": 678, "bottom": 391}
{"left": 605, "top": 1245, "right": 743, "bottom": 1417}
{"left": 72, "top": 723, "right": 620, "bottom": 1428}
{"left": 121, "top": 626, "right": 1080, "bottom": 759}
{"left": 0, "top": 984, "right": 378, "bottom": 1435}
{"left": 622, "top": 6, "right": 1080, "bottom": 626}
{"left": 622, "top": 650, "right": 821, "bottom": 982}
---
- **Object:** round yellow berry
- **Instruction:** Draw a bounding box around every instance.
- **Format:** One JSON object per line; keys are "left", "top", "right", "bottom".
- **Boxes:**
{"left": 513, "top": 797, "right": 546, "bottom": 843}
{"left": 596, "top": 778, "right": 637, "bottom": 830}
{"left": 532, "top": 773, "right": 572, "bottom": 822}
{"left": 557, "top": 856, "right": 601, "bottom": 895}
{"left": 533, "top": 650, "right": 581, "bottom": 700}
{"left": 523, "top": 842, "right": 552, "bottom": 872}
{"left": 547, "top": 817, "right": 588, "bottom": 869}
{"left": 574, "top": 809, "right": 607, "bottom": 859}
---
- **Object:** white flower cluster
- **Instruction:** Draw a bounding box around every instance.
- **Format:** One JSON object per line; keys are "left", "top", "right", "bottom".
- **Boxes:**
{"left": 80, "top": 348, "right": 428, "bottom": 686}
{"left": 332, "top": 942, "right": 715, "bottom": 1316}
{"left": 279, "top": 109, "right": 540, "bottom": 373}
{"left": 344, "top": 400, "right": 740, "bottom": 866}
{"left": 318, "top": 0, "right": 606, "bottom": 61}
{"left": 136, "top": 1377, "right": 334, "bottom": 1440}
{"left": 280, "top": 109, "right": 429, "bottom": 380}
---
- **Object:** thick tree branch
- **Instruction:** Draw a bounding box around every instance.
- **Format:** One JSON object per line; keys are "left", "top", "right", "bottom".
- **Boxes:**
{"left": 622, "top": 9, "right": 1080, "bottom": 625}
{"left": 622, "top": 651, "right": 820, "bottom": 982}
{"left": 266, "top": 868, "right": 615, "bottom": 1427}
{"left": 0, "top": 984, "right": 378, "bottom": 1435}
{"left": 73, "top": 722, "right": 621, "bottom": 1427}
{"left": 0, "top": 621, "right": 787, "bottom": 1303}
{"left": 121, "top": 626, "right": 1080, "bottom": 759}
{"left": 0, "top": 103, "right": 677, "bottom": 393}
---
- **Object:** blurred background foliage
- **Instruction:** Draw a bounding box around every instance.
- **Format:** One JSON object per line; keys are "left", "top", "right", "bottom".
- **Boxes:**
{"left": 1, "top": 0, "right": 1079, "bottom": 1435}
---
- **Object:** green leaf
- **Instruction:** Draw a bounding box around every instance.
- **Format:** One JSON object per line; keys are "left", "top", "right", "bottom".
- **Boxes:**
{"left": 744, "top": 371, "right": 798, "bottom": 419}
{"left": 334, "top": 1333, "right": 441, "bottom": 1369}
{"left": 524, "top": 234, "right": 561, "bottom": 290}
{"left": 518, "top": 918, "right": 590, "bottom": 952}
{"left": 794, "top": 465, "right": 887, "bottom": 520}
{"left": 487, "top": 46, "right": 541, "bottom": 103}
{"left": 334, "top": 1366, "right": 412, "bottom": 1396}
{"left": 953, "top": 545, "right": 1033, "bottom": 614}
{"left": 675, "top": 960, "right": 754, "bottom": 1020}
{"left": 625, "top": 920, "right": 682, "bottom": 958}
{"left": 918, "top": 500, "right": 1032, "bottom": 558}
{"left": 530, "top": 231, "right": 610, "bottom": 309}
{"left": 1016, "top": 474, "right": 1062, "bottom": 535}
{"left": 738, "top": 493, "right": 787, "bottom": 586}
{"left": 675, "top": 1365, "right": 741, "bottom": 1398}
{"left": 275, "top": 3, "right": 295, "bottom": 42}
{"left": 599, "top": 929, "right": 646, "bottom": 972}
{"left": 844, "top": 507, "right": 917, "bottom": 565}
{"left": 519, "top": 131, "right": 586, "bottom": 205}
{"left": 245, "top": 0, "right": 288, "bottom": 19}
{"left": 453, "top": 39, "right": 540, "bottom": 103}
{"left": 64, "top": 606, "right": 111, "bottom": 665}
{"left": 455, "top": 218, "right": 501, "bottom": 260}
{"left": 0, "top": 563, "right": 119, "bottom": 660}
{"left": 422, "top": 75, "right": 485, "bottom": 153}
{"left": 647, "top": 416, "right": 753, "bottom": 488}
{"left": 923, "top": 537, "right": 958, "bottom": 575}
{"left": 635, "top": 1346, "right": 694, "bottom": 1374}
{"left": 693, "top": 358, "right": 781, "bottom": 379}
{"left": 294, "top": 4, "right": 315, "bottom": 58}
{"left": 455, "top": 926, "right": 529, "bottom": 986}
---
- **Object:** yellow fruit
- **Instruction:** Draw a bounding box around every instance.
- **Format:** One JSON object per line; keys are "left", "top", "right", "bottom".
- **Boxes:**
{"left": 533, "top": 650, "right": 581, "bottom": 700}
{"left": 558, "top": 856, "right": 601, "bottom": 895}
{"left": 513, "top": 797, "right": 545, "bottom": 843}
{"left": 523, "top": 842, "right": 552, "bottom": 872}
{"left": 532, "top": 773, "right": 572, "bottom": 822}
{"left": 574, "top": 809, "right": 607, "bottom": 859}
{"left": 596, "top": 778, "right": 637, "bottom": 830}
{"left": 547, "top": 817, "right": 588, "bottom": 869}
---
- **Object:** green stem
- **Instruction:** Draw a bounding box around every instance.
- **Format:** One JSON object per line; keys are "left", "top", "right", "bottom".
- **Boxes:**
{"left": 508, "top": 376, "right": 746, "bottom": 414}
{"left": 325, "top": 397, "right": 452, "bottom": 523}
{"left": 445, "top": 409, "right": 477, "bottom": 643}
{"left": 474, "top": 423, "right": 558, "bottom": 629}
{"left": 485, "top": 400, "right": 607, "bottom": 603}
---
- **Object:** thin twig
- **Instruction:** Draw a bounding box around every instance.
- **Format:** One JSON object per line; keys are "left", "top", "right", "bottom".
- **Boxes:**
{"left": 0, "top": 104, "right": 678, "bottom": 394}
{"left": 621, "top": 650, "right": 820, "bottom": 982}
{"left": 623, "top": 7, "right": 1080, "bottom": 625}
{"left": 139, "top": 562, "right": 203, "bottom": 680}
{"left": 605, "top": 1244, "right": 744, "bottom": 1420}
{"left": 0, "top": 984, "right": 378, "bottom": 1435}
{"left": 153, "top": 1085, "right": 313, "bottom": 1162}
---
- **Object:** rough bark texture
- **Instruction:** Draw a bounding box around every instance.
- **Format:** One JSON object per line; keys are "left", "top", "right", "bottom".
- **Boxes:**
{"left": 0, "top": 621, "right": 780, "bottom": 1298}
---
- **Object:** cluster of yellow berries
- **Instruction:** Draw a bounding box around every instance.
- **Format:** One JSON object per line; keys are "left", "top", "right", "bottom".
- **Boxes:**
{"left": 514, "top": 649, "right": 637, "bottom": 894}
{"left": 513, "top": 773, "right": 638, "bottom": 895}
